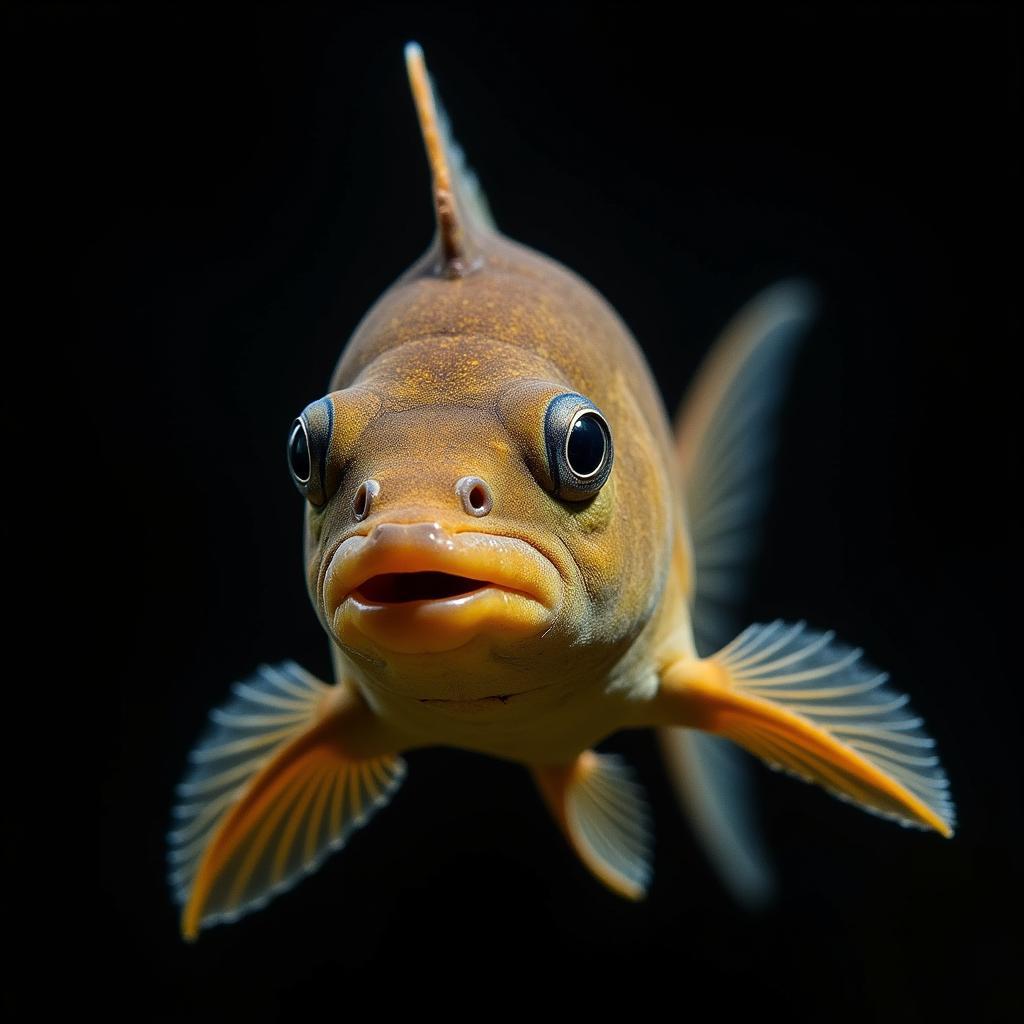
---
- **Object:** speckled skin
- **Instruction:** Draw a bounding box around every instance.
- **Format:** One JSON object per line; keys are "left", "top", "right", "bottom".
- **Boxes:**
{"left": 303, "top": 230, "right": 695, "bottom": 764}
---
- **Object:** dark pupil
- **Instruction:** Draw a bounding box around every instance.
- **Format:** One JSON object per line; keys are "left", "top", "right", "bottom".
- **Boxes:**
{"left": 566, "top": 414, "right": 606, "bottom": 476}
{"left": 289, "top": 423, "right": 311, "bottom": 483}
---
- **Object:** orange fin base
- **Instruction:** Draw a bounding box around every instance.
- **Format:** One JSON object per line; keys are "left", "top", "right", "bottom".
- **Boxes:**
{"left": 661, "top": 622, "right": 955, "bottom": 837}
{"left": 168, "top": 664, "right": 405, "bottom": 940}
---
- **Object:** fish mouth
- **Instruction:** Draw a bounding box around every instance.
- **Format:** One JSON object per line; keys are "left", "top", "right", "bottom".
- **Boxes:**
{"left": 355, "top": 571, "right": 492, "bottom": 604}
{"left": 323, "top": 522, "right": 563, "bottom": 655}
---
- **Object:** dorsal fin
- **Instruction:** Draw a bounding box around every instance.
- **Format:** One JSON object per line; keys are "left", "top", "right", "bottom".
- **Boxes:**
{"left": 404, "top": 42, "right": 495, "bottom": 278}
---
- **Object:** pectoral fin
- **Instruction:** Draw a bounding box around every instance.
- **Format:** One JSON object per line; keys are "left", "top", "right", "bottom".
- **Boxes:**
{"left": 657, "top": 622, "right": 955, "bottom": 836}
{"left": 532, "top": 752, "right": 653, "bottom": 900}
{"left": 168, "top": 663, "right": 405, "bottom": 940}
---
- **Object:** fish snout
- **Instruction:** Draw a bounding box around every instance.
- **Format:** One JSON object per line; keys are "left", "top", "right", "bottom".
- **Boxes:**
{"left": 364, "top": 520, "right": 450, "bottom": 548}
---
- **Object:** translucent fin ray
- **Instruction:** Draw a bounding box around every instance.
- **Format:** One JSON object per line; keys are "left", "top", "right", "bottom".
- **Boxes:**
{"left": 167, "top": 663, "right": 405, "bottom": 940}
{"left": 657, "top": 729, "right": 774, "bottom": 907}
{"left": 666, "top": 283, "right": 816, "bottom": 897}
{"left": 676, "top": 280, "right": 818, "bottom": 656}
{"left": 533, "top": 752, "right": 653, "bottom": 900}
{"left": 699, "top": 623, "right": 955, "bottom": 835}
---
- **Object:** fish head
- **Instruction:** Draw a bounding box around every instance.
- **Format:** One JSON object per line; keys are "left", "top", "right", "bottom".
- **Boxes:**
{"left": 289, "top": 324, "right": 673, "bottom": 714}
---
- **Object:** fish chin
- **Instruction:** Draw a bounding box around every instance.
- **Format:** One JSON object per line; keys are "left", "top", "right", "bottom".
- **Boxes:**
{"left": 322, "top": 522, "right": 563, "bottom": 657}
{"left": 414, "top": 684, "right": 557, "bottom": 718}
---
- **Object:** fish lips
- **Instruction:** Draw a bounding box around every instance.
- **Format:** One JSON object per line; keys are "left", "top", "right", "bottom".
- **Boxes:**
{"left": 322, "top": 522, "right": 564, "bottom": 655}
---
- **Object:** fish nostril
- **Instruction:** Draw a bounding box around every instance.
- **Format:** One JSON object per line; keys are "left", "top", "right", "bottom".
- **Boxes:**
{"left": 455, "top": 476, "right": 493, "bottom": 517}
{"left": 353, "top": 480, "right": 380, "bottom": 521}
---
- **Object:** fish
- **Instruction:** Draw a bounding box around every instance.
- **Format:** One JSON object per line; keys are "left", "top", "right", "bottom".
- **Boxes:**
{"left": 168, "top": 42, "right": 954, "bottom": 940}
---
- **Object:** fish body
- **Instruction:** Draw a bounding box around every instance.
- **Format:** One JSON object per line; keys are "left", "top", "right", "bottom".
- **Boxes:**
{"left": 318, "top": 227, "right": 688, "bottom": 764}
{"left": 169, "top": 44, "right": 953, "bottom": 938}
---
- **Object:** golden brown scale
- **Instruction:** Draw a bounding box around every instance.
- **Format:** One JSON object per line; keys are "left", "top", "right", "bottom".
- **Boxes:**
{"left": 331, "top": 232, "right": 691, "bottom": 587}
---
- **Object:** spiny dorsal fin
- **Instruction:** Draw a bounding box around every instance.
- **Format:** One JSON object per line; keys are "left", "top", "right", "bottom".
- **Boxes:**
{"left": 404, "top": 42, "right": 494, "bottom": 278}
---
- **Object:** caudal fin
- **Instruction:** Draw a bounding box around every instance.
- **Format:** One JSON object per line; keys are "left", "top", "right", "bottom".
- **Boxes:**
{"left": 657, "top": 729, "right": 774, "bottom": 907}
{"left": 676, "top": 279, "right": 818, "bottom": 653}
{"left": 168, "top": 664, "right": 405, "bottom": 939}
{"left": 666, "top": 280, "right": 816, "bottom": 901}
{"left": 660, "top": 623, "right": 955, "bottom": 837}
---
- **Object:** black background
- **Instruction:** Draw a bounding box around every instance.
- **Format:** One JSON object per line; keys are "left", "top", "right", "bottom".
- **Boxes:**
{"left": 10, "top": 3, "right": 1020, "bottom": 1020}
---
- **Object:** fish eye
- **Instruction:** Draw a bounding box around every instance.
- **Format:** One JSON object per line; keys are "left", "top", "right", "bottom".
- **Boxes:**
{"left": 565, "top": 412, "right": 608, "bottom": 478}
{"left": 544, "top": 394, "right": 614, "bottom": 501}
{"left": 287, "top": 397, "right": 334, "bottom": 506}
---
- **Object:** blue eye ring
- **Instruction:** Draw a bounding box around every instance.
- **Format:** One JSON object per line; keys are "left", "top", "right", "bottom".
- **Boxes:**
{"left": 544, "top": 393, "right": 614, "bottom": 501}
{"left": 287, "top": 419, "right": 312, "bottom": 485}
{"left": 288, "top": 397, "right": 334, "bottom": 506}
